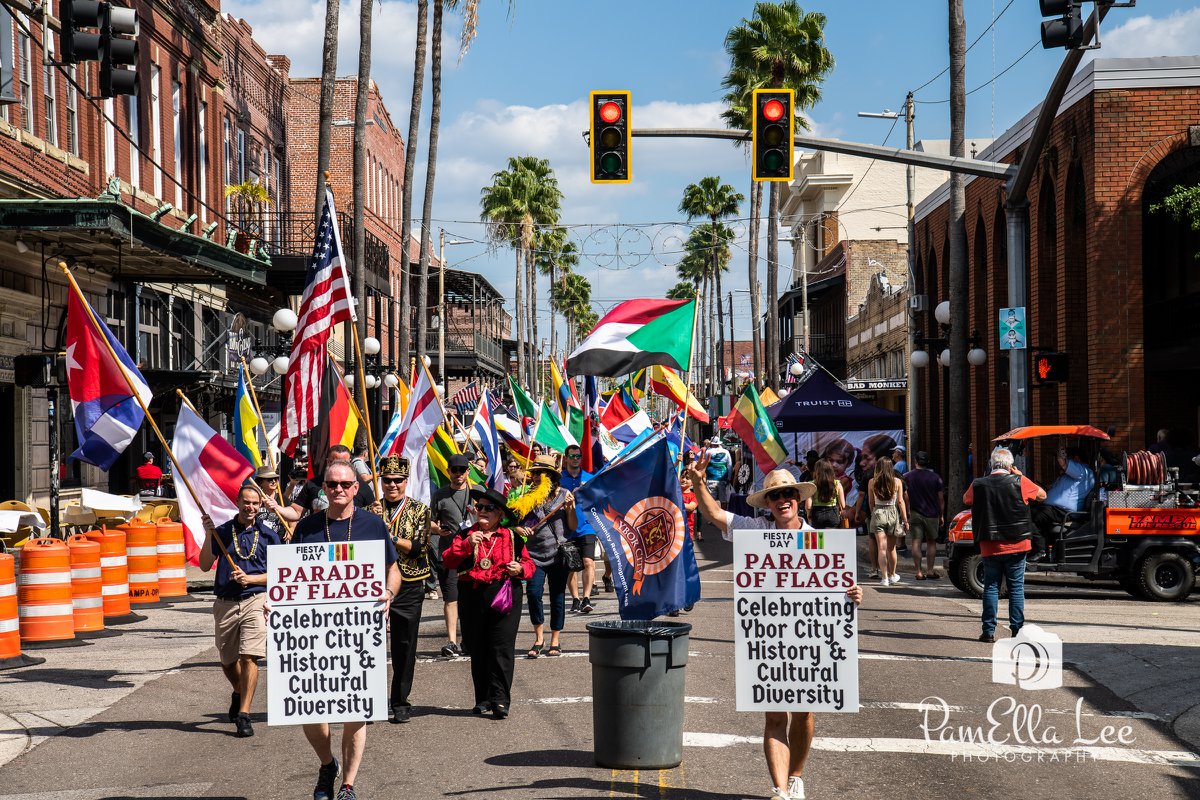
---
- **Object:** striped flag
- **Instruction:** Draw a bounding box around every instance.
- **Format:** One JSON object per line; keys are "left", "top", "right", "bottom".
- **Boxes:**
{"left": 279, "top": 188, "right": 355, "bottom": 455}
{"left": 472, "top": 391, "right": 508, "bottom": 492}
{"left": 392, "top": 359, "right": 445, "bottom": 503}
{"left": 308, "top": 355, "right": 362, "bottom": 478}
{"left": 232, "top": 364, "right": 262, "bottom": 468}
{"left": 785, "top": 352, "right": 806, "bottom": 385}
{"left": 448, "top": 381, "right": 482, "bottom": 416}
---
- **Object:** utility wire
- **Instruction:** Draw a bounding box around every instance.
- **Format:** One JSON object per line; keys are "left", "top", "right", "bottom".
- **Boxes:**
{"left": 910, "top": 0, "right": 1019, "bottom": 96}
{"left": 914, "top": 41, "right": 1039, "bottom": 104}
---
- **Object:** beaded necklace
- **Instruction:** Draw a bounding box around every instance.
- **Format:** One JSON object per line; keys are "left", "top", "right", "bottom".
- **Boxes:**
{"left": 324, "top": 509, "right": 354, "bottom": 542}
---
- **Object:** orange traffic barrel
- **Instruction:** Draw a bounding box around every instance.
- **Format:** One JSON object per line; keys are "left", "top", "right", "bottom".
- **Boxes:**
{"left": 84, "top": 528, "right": 131, "bottom": 618}
{"left": 0, "top": 554, "right": 18, "bottom": 659}
{"left": 121, "top": 523, "right": 160, "bottom": 605}
{"left": 155, "top": 521, "right": 188, "bottom": 598}
{"left": 66, "top": 534, "right": 104, "bottom": 633}
{"left": 16, "top": 538, "right": 75, "bottom": 643}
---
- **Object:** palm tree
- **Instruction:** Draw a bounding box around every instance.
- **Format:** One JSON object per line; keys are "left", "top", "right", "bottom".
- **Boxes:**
{"left": 535, "top": 227, "right": 577, "bottom": 361}
{"left": 666, "top": 281, "right": 695, "bottom": 301}
{"left": 416, "top": 0, "right": 445, "bottom": 370}
{"left": 683, "top": 223, "right": 735, "bottom": 391}
{"left": 314, "top": 0, "right": 339, "bottom": 217}
{"left": 721, "top": 87, "right": 763, "bottom": 386}
{"left": 225, "top": 179, "right": 271, "bottom": 250}
{"left": 479, "top": 156, "right": 562, "bottom": 387}
{"left": 553, "top": 271, "right": 592, "bottom": 353}
{"left": 725, "top": 1, "right": 834, "bottom": 390}
{"left": 679, "top": 177, "right": 743, "bottom": 393}
{"left": 399, "top": 0, "right": 429, "bottom": 367}
{"left": 352, "top": 0, "right": 373, "bottom": 411}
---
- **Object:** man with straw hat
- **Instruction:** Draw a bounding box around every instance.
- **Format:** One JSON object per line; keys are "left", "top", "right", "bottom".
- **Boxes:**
{"left": 686, "top": 454, "right": 863, "bottom": 800}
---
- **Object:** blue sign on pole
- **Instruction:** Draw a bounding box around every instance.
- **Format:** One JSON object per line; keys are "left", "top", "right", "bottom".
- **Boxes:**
{"left": 999, "top": 307, "right": 1026, "bottom": 351}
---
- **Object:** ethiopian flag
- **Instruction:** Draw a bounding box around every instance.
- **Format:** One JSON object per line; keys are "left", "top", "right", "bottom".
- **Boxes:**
{"left": 730, "top": 384, "right": 787, "bottom": 473}
{"left": 566, "top": 298, "right": 695, "bottom": 377}
{"left": 232, "top": 364, "right": 262, "bottom": 468}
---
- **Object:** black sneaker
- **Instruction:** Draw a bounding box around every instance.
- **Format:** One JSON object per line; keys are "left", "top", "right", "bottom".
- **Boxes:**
{"left": 390, "top": 705, "right": 411, "bottom": 724}
{"left": 978, "top": 633, "right": 996, "bottom": 643}
{"left": 570, "top": 598, "right": 580, "bottom": 613}
{"left": 603, "top": 576, "right": 614, "bottom": 593}
{"left": 472, "top": 701, "right": 493, "bottom": 715}
{"left": 228, "top": 692, "right": 240, "bottom": 723}
{"left": 235, "top": 712, "right": 254, "bottom": 738}
{"left": 313, "top": 757, "right": 340, "bottom": 800}
{"left": 579, "top": 599, "right": 593, "bottom": 614}
{"left": 440, "top": 641, "right": 461, "bottom": 658}
{"left": 590, "top": 585, "right": 600, "bottom": 597}
{"left": 335, "top": 785, "right": 357, "bottom": 800}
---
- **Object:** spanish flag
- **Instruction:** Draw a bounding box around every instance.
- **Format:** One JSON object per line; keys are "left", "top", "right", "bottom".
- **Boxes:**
{"left": 308, "top": 354, "right": 361, "bottom": 477}
{"left": 730, "top": 384, "right": 787, "bottom": 473}
{"left": 647, "top": 364, "right": 709, "bottom": 423}
{"left": 232, "top": 363, "right": 262, "bottom": 468}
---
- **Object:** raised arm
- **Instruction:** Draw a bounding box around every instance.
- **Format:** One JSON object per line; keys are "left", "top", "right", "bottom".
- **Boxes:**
{"left": 685, "top": 453, "right": 729, "bottom": 536}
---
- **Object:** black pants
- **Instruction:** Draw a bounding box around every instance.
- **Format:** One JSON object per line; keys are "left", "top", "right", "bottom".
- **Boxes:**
{"left": 1030, "top": 502, "right": 1069, "bottom": 555}
{"left": 458, "top": 578, "right": 523, "bottom": 708}
{"left": 388, "top": 580, "right": 426, "bottom": 710}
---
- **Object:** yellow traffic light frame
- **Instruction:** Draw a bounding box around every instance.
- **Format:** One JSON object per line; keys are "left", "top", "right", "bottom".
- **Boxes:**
{"left": 589, "top": 90, "right": 631, "bottom": 185}
{"left": 752, "top": 88, "right": 795, "bottom": 183}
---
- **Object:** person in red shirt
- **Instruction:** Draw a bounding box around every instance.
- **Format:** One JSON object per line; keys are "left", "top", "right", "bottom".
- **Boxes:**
{"left": 443, "top": 486, "right": 535, "bottom": 720}
{"left": 135, "top": 451, "right": 162, "bottom": 495}
{"left": 962, "top": 447, "right": 1046, "bottom": 643}
{"left": 680, "top": 472, "right": 699, "bottom": 542}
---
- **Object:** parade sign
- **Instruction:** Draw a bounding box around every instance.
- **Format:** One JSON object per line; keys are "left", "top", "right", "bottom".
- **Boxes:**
{"left": 733, "top": 528, "right": 858, "bottom": 713}
{"left": 266, "top": 541, "right": 388, "bottom": 725}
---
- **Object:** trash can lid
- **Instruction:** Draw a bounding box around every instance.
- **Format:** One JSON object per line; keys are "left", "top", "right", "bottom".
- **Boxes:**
{"left": 585, "top": 620, "right": 692, "bottom": 638}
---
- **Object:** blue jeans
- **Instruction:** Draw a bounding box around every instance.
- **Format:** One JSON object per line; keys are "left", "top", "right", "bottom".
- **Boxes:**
{"left": 981, "top": 552, "right": 1026, "bottom": 636}
{"left": 526, "top": 562, "right": 568, "bottom": 632}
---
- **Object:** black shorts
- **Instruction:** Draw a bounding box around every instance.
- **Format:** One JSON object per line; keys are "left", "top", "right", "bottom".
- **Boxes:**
{"left": 575, "top": 535, "right": 597, "bottom": 561}
{"left": 436, "top": 565, "right": 459, "bottom": 602}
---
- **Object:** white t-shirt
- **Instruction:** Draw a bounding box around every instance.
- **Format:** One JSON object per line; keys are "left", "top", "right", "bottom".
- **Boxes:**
{"left": 721, "top": 511, "right": 813, "bottom": 542}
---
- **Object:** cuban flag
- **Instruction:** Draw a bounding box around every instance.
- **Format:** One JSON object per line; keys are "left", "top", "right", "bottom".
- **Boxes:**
{"left": 471, "top": 391, "right": 508, "bottom": 492}
{"left": 64, "top": 287, "right": 153, "bottom": 470}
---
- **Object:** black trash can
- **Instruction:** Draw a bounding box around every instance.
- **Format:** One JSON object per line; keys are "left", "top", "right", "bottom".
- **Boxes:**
{"left": 586, "top": 619, "right": 692, "bottom": 769}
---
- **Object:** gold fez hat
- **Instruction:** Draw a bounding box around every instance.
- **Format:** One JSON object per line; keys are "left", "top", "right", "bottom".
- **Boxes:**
{"left": 379, "top": 456, "right": 410, "bottom": 478}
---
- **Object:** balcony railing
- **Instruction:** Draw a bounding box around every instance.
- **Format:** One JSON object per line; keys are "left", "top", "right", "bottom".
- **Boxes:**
{"left": 237, "top": 211, "right": 390, "bottom": 280}
{"left": 422, "top": 331, "right": 505, "bottom": 369}
{"left": 787, "top": 333, "right": 845, "bottom": 363}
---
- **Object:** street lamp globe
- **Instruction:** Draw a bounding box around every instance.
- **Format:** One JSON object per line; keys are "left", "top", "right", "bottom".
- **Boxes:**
{"left": 271, "top": 356, "right": 290, "bottom": 375}
{"left": 938, "top": 348, "right": 951, "bottom": 367}
{"left": 272, "top": 308, "right": 297, "bottom": 333}
{"left": 968, "top": 346, "right": 988, "bottom": 366}
{"left": 422, "top": 355, "right": 432, "bottom": 368}
{"left": 363, "top": 337, "right": 381, "bottom": 356}
{"left": 344, "top": 374, "right": 355, "bottom": 390}
{"left": 383, "top": 373, "right": 399, "bottom": 389}
{"left": 435, "top": 384, "right": 445, "bottom": 396}
{"left": 364, "top": 375, "right": 377, "bottom": 389}
{"left": 248, "top": 357, "right": 270, "bottom": 376}
{"left": 910, "top": 350, "right": 930, "bottom": 369}
{"left": 789, "top": 361, "right": 804, "bottom": 377}
{"left": 934, "top": 300, "right": 951, "bottom": 326}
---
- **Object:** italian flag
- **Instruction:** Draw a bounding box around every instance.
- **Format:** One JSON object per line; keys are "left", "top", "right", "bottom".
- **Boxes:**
{"left": 566, "top": 298, "right": 695, "bottom": 377}
{"left": 730, "top": 384, "right": 788, "bottom": 473}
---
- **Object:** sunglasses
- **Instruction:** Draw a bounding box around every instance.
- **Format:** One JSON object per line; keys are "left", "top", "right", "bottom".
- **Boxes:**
{"left": 475, "top": 502, "right": 499, "bottom": 513}
{"left": 566, "top": 453, "right": 582, "bottom": 459}
{"left": 450, "top": 466, "right": 469, "bottom": 474}
{"left": 766, "top": 488, "right": 799, "bottom": 502}
{"left": 380, "top": 477, "right": 406, "bottom": 485}
{"left": 324, "top": 480, "right": 357, "bottom": 491}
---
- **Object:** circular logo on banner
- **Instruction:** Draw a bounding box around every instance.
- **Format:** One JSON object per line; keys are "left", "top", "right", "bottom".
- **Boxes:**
{"left": 618, "top": 497, "right": 686, "bottom": 577}
{"left": 753, "top": 416, "right": 769, "bottom": 444}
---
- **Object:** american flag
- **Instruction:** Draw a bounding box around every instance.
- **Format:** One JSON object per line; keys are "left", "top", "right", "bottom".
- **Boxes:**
{"left": 785, "top": 351, "right": 806, "bottom": 384}
{"left": 279, "top": 189, "right": 356, "bottom": 455}
{"left": 449, "top": 380, "right": 482, "bottom": 415}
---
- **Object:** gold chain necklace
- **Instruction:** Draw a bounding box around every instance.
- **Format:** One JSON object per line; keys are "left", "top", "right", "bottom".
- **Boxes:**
{"left": 324, "top": 510, "right": 354, "bottom": 542}
{"left": 230, "top": 519, "right": 260, "bottom": 560}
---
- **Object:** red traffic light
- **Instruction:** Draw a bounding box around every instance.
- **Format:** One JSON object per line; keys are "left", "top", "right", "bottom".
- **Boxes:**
{"left": 762, "top": 98, "right": 785, "bottom": 122}
{"left": 599, "top": 101, "right": 622, "bottom": 124}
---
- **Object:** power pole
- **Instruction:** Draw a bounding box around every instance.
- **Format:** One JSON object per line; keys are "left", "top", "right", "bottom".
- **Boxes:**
{"left": 947, "top": 0, "right": 969, "bottom": 514}
{"left": 905, "top": 92, "right": 919, "bottom": 456}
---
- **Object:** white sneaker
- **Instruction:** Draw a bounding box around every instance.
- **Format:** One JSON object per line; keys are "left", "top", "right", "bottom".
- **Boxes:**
{"left": 787, "top": 776, "right": 806, "bottom": 799}
{"left": 769, "top": 789, "right": 790, "bottom": 800}
{"left": 879, "top": 575, "right": 891, "bottom": 587}
{"left": 890, "top": 573, "right": 902, "bottom": 584}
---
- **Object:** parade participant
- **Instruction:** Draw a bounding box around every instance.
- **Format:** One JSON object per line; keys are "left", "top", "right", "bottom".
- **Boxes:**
{"left": 704, "top": 436, "right": 733, "bottom": 502}
{"left": 559, "top": 444, "right": 597, "bottom": 606}
{"left": 902, "top": 452, "right": 944, "bottom": 579}
{"left": 198, "top": 486, "right": 281, "bottom": 739}
{"left": 251, "top": 465, "right": 287, "bottom": 539}
{"left": 687, "top": 454, "right": 862, "bottom": 800}
{"left": 680, "top": 471, "right": 699, "bottom": 541}
{"left": 429, "top": 453, "right": 473, "bottom": 659}
{"left": 803, "top": 459, "right": 845, "bottom": 530}
{"left": 443, "top": 486, "right": 535, "bottom": 719}
{"left": 269, "top": 445, "right": 374, "bottom": 523}
{"left": 517, "top": 455, "right": 576, "bottom": 656}
{"left": 866, "top": 457, "right": 908, "bottom": 586}
{"left": 291, "top": 461, "right": 400, "bottom": 800}
{"left": 135, "top": 451, "right": 163, "bottom": 496}
{"left": 963, "top": 447, "right": 1046, "bottom": 642}
{"left": 377, "top": 456, "right": 431, "bottom": 724}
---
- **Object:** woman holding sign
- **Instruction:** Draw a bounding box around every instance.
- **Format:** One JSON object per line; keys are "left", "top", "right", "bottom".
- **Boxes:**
{"left": 443, "top": 486, "right": 535, "bottom": 720}
{"left": 687, "top": 454, "right": 863, "bottom": 800}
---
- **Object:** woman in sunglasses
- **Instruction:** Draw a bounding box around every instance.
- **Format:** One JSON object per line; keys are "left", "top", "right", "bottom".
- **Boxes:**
{"left": 442, "top": 486, "right": 535, "bottom": 719}
{"left": 686, "top": 453, "right": 863, "bottom": 800}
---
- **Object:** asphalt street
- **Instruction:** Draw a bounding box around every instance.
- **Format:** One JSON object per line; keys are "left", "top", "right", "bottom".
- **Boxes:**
{"left": 0, "top": 526, "right": 1198, "bottom": 800}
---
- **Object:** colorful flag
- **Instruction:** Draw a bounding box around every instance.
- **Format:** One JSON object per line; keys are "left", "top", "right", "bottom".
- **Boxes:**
{"left": 63, "top": 281, "right": 153, "bottom": 470}
{"left": 600, "top": 385, "right": 639, "bottom": 430}
{"left": 280, "top": 188, "right": 355, "bottom": 454}
{"left": 549, "top": 360, "right": 578, "bottom": 422}
{"left": 307, "top": 356, "right": 361, "bottom": 479}
{"left": 575, "top": 436, "right": 700, "bottom": 619}
{"left": 472, "top": 390, "right": 508, "bottom": 492}
{"left": 647, "top": 365, "right": 708, "bottom": 423}
{"left": 607, "top": 409, "right": 653, "bottom": 445}
{"left": 172, "top": 403, "right": 255, "bottom": 564}
{"left": 392, "top": 359, "right": 445, "bottom": 503}
{"left": 532, "top": 401, "right": 576, "bottom": 454}
{"left": 730, "top": 384, "right": 788, "bottom": 473}
{"left": 567, "top": 406, "right": 585, "bottom": 444}
{"left": 566, "top": 297, "right": 695, "bottom": 377}
{"left": 232, "top": 364, "right": 263, "bottom": 468}
{"left": 579, "top": 409, "right": 596, "bottom": 474}
{"left": 507, "top": 375, "right": 538, "bottom": 429}
{"left": 428, "top": 426, "right": 484, "bottom": 489}
{"left": 583, "top": 375, "right": 601, "bottom": 418}
{"left": 375, "top": 388, "right": 405, "bottom": 468}
{"left": 448, "top": 381, "right": 481, "bottom": 416}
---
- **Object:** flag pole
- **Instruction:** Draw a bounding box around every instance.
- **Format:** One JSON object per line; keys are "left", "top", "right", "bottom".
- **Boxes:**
{"left": 678, "top": 293, "right": 701, "bottom": 477}
{"left": 240, "top": 357, "right": 289, "bottom": 509}
{"left": 349, "top": 328, "right": 379, "bottom": 493}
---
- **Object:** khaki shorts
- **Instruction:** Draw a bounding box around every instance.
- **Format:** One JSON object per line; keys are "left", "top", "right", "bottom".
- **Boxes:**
{"left": 910, "top": 513, "right": 940, "bottom": 542}
{"left": 870, "top": 505, "right": 901, "bottom": 537}
{"left": 214, "top": 593, "right": 267, "bottom": 664}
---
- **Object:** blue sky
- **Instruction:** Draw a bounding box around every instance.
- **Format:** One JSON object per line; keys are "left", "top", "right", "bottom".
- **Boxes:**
{"left": 226, "top": 0, "right": 1200, "bottom": 347}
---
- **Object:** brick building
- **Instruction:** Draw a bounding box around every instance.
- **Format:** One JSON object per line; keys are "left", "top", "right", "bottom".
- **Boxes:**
{"left": 845, "top": 271, "right": 908, "bottom": 417}
{"left": 913, "top": 56, "right": 1200, "bottom": 475}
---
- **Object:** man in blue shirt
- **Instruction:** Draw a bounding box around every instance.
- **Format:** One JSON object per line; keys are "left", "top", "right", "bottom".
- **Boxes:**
{"left": 560, "top": 444, "right": 597, "bottom": 611}
{"left": 199, "top": 486, "right": 282, "bottom": 739}
{"left": 1031, "top": 447, "right": 1095, "bottom": 559}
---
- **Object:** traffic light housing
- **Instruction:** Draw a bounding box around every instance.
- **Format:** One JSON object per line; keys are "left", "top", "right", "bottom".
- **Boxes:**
{"left": 1040, "top": 0, "right": 1083, "bottom": 50}
{"left": 590, "top": 91, "right": 630, "bottom": 184}
{"left": 1034, "top": 352, "right": 1069, "bottom": 384}
{"left": 60, "top": 1, "right": 103, "bottom": 64}
{"left": 752, "top": 89, "right": 794, "bottom": 182}
{"left": 100, "top": 3, "right": 138, "bottom": 98}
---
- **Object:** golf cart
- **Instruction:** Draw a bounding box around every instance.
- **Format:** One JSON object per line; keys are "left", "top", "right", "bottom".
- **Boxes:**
{"left": 946, "top": 425, "right": 1200, "bottom": 602}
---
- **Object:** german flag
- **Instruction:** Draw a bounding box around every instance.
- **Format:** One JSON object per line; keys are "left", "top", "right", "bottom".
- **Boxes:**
{"left": 308, "top": 354, "right": 362, "bottom": 478}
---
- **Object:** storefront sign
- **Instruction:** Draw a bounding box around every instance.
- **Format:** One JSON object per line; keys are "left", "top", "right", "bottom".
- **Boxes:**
{"left": 733, "top": 528, "right": 858, "bottom": 712}
{"left": 266, "top": 541, "right": 388, "bottom": 725}
{"left": 845, "top": 379, "right": 906, "bottom": 392}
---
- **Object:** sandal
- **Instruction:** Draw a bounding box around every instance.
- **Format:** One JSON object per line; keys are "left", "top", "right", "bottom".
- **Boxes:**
{"left": 545, "top": 645, "right": 562, "bottom": 657}
{"left": 915, "top": 573, "right": 926, "bottom": 580}
{"left": 526, "top": 641, "right": 544, "bottom": 659}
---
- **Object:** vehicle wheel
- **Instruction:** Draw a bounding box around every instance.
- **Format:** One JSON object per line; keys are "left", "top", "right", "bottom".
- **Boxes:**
{"left": 1136, "top": 552, "right": 1196, "bottom": 602}
{"left": 1116, "top": 574, "right": 1144, "bottom": 599}
{"left": 953, "top": 553, "right": 1007, "bottom": 599}
{"left": 948, "top": 558, "right": 967, "bottom": 592}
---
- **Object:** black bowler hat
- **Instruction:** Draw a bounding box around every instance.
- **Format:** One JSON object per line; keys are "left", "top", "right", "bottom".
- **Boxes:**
{"left": 469, "top": 485, "right": 515, "bottom": 527}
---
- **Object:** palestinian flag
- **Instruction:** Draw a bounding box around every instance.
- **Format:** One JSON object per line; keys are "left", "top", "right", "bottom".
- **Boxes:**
{"left": 308, "top": 355, "right": 362, "bottom": 479}
{"left": 566, "top": 298, "right": 695, "bottom": 377}
{"left": 729, "top": 384, "right": 787, "bottom": 473}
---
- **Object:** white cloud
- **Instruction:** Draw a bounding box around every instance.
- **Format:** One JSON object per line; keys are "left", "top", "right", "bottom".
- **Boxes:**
{"left": 1098, "top": 7, "right": 1200, "bottom": 59}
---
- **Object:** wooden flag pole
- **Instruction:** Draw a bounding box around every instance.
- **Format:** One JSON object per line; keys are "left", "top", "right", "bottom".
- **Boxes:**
{"left": 677, "top": 293, "right": 701, "bottom": 477}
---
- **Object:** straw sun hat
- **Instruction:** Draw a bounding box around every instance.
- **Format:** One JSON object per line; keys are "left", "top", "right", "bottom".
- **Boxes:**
{"left": 746, "top": 469, "right": 817, "bottom": 509}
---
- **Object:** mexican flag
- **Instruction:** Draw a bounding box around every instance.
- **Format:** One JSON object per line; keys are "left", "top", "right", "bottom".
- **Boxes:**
{"left": 566, "top": 298, "right": 695, "bottom": 377}
{"left": 730, "top": 384, "right": 788, "bottom": 473}
{"left": 532, "top": 401, "right": 577, "bottom": 454}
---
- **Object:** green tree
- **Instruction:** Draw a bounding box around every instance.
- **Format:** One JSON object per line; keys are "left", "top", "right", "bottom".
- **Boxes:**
{"left": 535, "top": 226, "right": 579, "bottom": 360}
{"left": 667, "top": 281, "right": 697, "bottom": 301}
{"left": 553, "top": 272, "right": 593, "bottom": 352}
{"left": 725, "top": 1, "right": 834, "bottom": 390}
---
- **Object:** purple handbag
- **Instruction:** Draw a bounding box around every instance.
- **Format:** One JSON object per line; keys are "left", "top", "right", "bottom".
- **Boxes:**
{"left": 489, "top": 529, "right": 515, "bottom": 614}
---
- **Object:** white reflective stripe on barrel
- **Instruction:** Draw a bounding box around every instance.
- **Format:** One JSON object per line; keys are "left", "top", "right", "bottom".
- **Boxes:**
{"left": 127, "top": 547, "right": 157, "bottom": 557}
{"left": 0, "top": 584, "right": 14, "bottom": 597}
{"left": 16, "top": 572, "right": 71, "bottom": 585}
{"left": 0, "top": 618, "right": 17, "bottom": 633}
{"left": 127, "top": 573, "right": 158, "bottom": 583}
{"left": 156, "top": 543, "right": 185, "bottom": 554}
{"left": 72, "top": 597, "right": 103, "bottom": 609}
{"left": 18, "top": 603, "right": 74, "bottom": 617}
{"left": 101, "top": 583, "right": 130, "bottom": 596}
{"left": 157, "top": 568, "right": 187, "bottom": 578}
{"left": 100, "top": 556, "right": 127, "bottom": 568}
{"left": 71, "top": 568, "right": 102, "bottom": 579}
